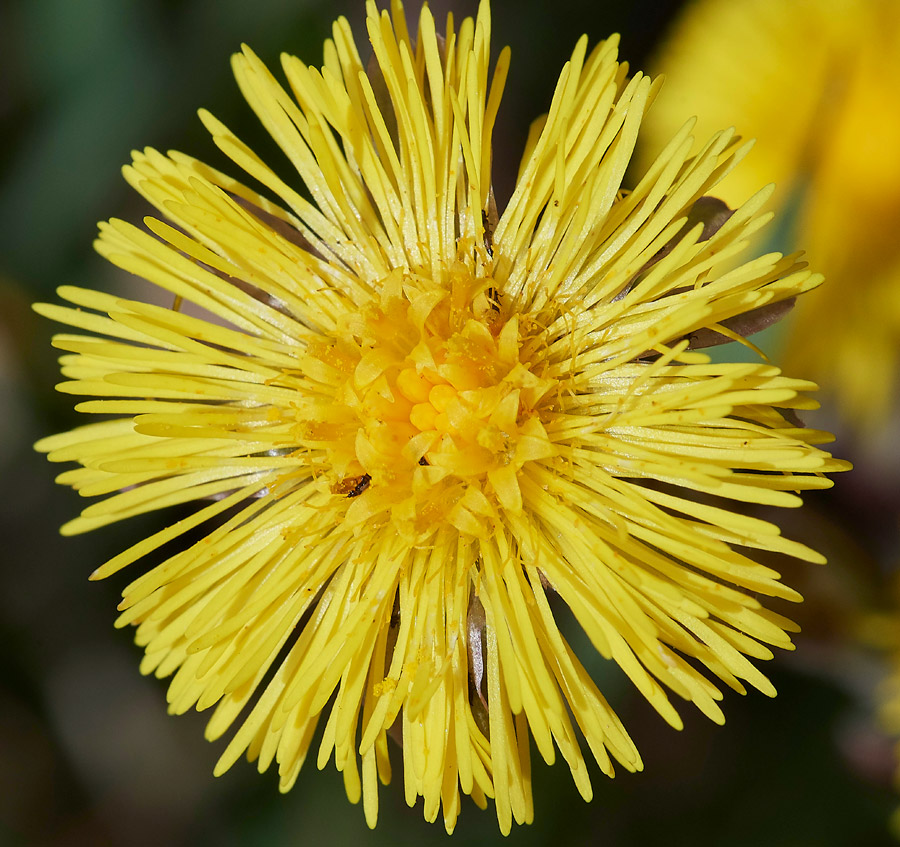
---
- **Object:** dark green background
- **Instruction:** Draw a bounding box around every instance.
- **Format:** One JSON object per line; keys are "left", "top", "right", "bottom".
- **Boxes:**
{"left": 1, "top": 1, "right": 894, "bottom": 844}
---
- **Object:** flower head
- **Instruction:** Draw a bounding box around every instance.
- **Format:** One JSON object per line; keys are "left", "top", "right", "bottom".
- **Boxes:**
{"left": 37, "top": 0, "right": 846, "bottom": 833}
{"left": 641, "top": 0, "right": 900, "bottom": 429}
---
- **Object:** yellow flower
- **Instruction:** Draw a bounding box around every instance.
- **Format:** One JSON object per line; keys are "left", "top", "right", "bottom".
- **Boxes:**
{"left": 36, "top": 0, "right": 846, "bottom": 833}
{"left": 640, "top": 0, "right": 900, "bottom": 429}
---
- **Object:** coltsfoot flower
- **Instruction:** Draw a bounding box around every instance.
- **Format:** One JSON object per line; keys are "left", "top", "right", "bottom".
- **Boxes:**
{"left": 36, "top": 0, "right": 847, "bottom": 833}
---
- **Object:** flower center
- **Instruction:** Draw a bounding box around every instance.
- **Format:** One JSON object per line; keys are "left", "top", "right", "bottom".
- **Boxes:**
{"left": 296, "top": 268, "right": 557, "bottom": 540}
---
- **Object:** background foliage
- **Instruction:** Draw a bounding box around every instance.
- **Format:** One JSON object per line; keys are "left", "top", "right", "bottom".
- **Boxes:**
{"left": 1, "top": 1, "right": 894, "bottom": 844}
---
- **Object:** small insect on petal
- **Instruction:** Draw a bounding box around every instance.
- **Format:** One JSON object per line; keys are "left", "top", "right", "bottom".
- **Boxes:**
{"left": 331, "top": 473, "right": 372, "bottom": 497}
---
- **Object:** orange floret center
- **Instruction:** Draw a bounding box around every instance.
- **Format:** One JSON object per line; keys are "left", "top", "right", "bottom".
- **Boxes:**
{"left": 296, "top": 268, "right": 557, "bottom": 541}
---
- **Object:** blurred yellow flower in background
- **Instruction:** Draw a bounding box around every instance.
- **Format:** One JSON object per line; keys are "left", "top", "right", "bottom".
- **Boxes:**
{"left": 644, "top": 0, "right": 900, "bottom": 835}
{"left": 36, "top": 0, "right": 846, "bottom": 833}
{"left": 641, "top": 0, "right": 900, "bottom": 429}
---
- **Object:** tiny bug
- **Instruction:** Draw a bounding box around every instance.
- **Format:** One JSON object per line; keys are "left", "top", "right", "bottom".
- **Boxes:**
{"left": 331, "top": 473, "right": 371, "bottom": 497}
